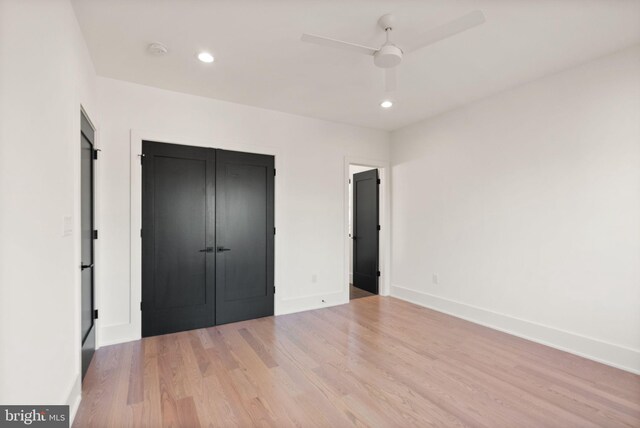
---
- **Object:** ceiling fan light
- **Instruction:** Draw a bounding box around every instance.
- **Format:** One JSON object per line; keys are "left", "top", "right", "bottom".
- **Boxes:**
{"left": 380, "top": 100, "right": 393, "bottom": 109}
{"left": 198, "top": 52, "right": 214, "bottom": 63}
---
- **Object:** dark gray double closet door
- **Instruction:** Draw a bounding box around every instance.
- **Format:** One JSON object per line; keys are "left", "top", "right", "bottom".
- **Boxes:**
{"left": 142, "top": 141, "right": 274, "bottom": 337}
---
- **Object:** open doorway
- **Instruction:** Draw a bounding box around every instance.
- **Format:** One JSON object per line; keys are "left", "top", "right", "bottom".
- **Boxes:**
{"left": 348, "top": 164, "right": 380, "bottom": 300}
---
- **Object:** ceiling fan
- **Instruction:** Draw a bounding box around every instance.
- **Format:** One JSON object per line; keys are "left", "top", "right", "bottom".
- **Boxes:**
{"left": 301, "top": 10, "right": 486, "bottom": 92}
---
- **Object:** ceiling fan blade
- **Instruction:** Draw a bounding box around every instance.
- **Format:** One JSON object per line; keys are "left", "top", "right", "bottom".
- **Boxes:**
{"left": 385, "top": 67, "right": 397, "bottom": 92}
{"left": 405, "top": 10, "right": 486, "bottom": 53}
{"left": 301, "top": 33, "right": 378, "bottom": 56}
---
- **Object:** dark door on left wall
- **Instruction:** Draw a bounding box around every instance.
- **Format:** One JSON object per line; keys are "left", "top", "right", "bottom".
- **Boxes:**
{"left": 80, "top": 111, "right": 96, "bottom": 379}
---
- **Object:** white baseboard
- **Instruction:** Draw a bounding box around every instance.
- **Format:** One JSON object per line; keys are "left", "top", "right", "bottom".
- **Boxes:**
{"left": 276, "top": 290, "right": 348, "bottom": 316}
{"left": 391, "top": 285, "right": 640, "bottom": 374}
{"left": 98, "top": 291, "right": 349, "bottom": 347}
{"left": 99, "top": 323, "right": 140, "bottom": 347}
{"left": 65, "top": 373, "right": 82, "bottom": 425}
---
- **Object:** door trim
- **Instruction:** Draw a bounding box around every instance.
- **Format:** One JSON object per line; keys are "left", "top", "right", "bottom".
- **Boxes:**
{"left": 114, "top": 130, "right": 283, "bottom": 346}
{"left": 344, "top": 157, "right": 391, "bottom": 297}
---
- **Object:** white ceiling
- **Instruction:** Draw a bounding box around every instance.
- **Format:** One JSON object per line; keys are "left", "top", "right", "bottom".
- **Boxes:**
{"left": 72, "top": 0, "right": 640, "bottom": 131}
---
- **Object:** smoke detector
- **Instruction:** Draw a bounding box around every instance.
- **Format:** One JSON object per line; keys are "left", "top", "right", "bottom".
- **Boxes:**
{"left": 147, "top": 42, "right": 168, "bottom": 56}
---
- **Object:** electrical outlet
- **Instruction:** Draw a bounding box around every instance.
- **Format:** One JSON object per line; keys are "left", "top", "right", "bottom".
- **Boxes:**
{"left": 432, "top": 274, "right": 439, "bottom": 285}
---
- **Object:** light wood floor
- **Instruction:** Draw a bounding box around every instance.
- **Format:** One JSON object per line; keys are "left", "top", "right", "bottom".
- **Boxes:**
{"left": 74, "top": 297, "right": 640, "bottom": 427}
{"left": 349, "top": 284, "right": 375, "bottom": 300}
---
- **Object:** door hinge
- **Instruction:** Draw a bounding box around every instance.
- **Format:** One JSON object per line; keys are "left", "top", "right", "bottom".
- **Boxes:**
{"left": 377, "top": 225, "right": 381, "bottom": 231}
{"left": 273, "top": 168, "right": 276, "bottom": 176}
{"left": 273, "top": 286, "right": 276, "bottom": 294}
{"left": 274, "top": 227, "right": 276, "bottom": 235}
{"left": 139, "top": 154, "right": 145, "bottom": 165}
{"left": 93, "top": 149, "right": 100, "bottom": 160}
{"left": 140, "top": 302, "right": 143, "bottom": 311}
{"left": 349, "top": 179, "right": 351, "bottom": 184}
{"left": 377, "top": 271, "right": 381, "bottom": 277}
{"left": 377, "top": 178, "right": 381, "bottom": 184}
{"left": 93, "top": 230, "right": 98, "bottom": 240}
{"left": 140, "top": 228, "right": 142, "bottom": 238}
{"left": 94, "top": 309, "right": 98, "bottom": 319}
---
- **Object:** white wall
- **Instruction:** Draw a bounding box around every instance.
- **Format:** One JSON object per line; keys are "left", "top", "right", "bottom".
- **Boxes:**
{"left": 0, "top": 0, "right": 98, "bottom": 417}
{"left": 96, "top": 77, "right": 390, "bottom": 346}
{"left": 390, "top": 46, "right": 640, "bottom": 373}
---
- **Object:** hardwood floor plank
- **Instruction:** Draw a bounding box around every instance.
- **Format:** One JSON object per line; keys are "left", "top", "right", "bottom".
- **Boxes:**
{"left": 206, "top": 328, "right": 240, "bottom": 371}
{"left": 74, "top": 297, "right": 640, "bottom": 428}
{"left": 157, "top": 352, "right": 181, "bottom": 427}
{"left": 176, "top": 397, "right": 201, "bottom": 428}
{"left": 238, "top": 327, "right": 279, "bottom": 369}
{"left": 127, "top": 341, "right": 145, "bottom": 405}
{"left": 186, "top": 330, "right": 212, "bottom": 377}
{"left": 140, "top": 353, "right": 162, "bottom": 428}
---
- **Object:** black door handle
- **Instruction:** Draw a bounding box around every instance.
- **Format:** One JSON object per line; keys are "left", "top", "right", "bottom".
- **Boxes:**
{"left": 199, "top": 247, "right": 214, "bottom": 253}
{"left": 217, "top": 246, "right": 231, "bottom": 252}
{"left": 81, "top": 263, "right": 93, "bottom": 270}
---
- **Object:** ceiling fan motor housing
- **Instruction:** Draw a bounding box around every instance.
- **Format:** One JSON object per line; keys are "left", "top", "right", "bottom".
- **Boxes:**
{"left": 374, "top": 44, "right": 402, "bottom": 68}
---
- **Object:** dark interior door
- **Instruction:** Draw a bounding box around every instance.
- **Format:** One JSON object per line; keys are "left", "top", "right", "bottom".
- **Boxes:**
{"left": 142, "top": 141, "right": 216, "bottom": 337}
{"left": 80, "top": 112, "right": 96, "bottom": 379}
{"left": 215, "top": 150, "right": 274, "bottom": 324}
{"left": 353, "top": 169, "right": 379, "bottom": 294}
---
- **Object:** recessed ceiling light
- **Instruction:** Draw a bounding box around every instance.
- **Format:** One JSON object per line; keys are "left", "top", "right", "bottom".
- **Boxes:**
{"left": 198, "top": 52, "right": 215, "bottom": 63}
{"left": 380, "top": 100, "right": 393, "bottom": 109}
